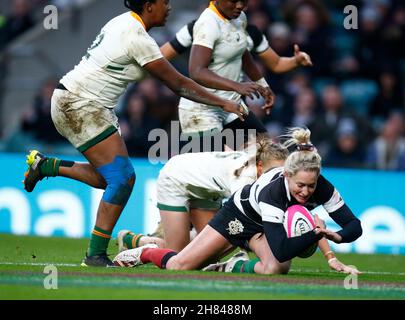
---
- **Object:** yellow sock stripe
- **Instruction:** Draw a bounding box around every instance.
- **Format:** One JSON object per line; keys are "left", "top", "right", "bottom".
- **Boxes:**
{"left": 131, "top": 234, "right": 137, "bottom": 249}
{"left": 92, "top": 229, "right": 111, "bottom": 239}
{"left": 133, "top": 234, "right": 144, "bottom": 248}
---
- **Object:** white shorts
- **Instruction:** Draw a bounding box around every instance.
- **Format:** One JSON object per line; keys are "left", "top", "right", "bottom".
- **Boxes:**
{"left": 156, "top": 169, "right": 222, "bottom": 212}
{"left": 51, "top": 89, "right": 120, "bottom": 152}
{"left": 178, "top": 99, "right": 238, "bottom": 135}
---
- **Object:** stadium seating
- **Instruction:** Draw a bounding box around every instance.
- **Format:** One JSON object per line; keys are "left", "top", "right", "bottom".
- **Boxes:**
{"left": 340, "top": 79, "right": 379, "bottom": 115}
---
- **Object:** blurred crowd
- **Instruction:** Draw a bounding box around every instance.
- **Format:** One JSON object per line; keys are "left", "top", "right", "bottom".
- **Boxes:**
{"left": 1, "top": 0, "right": 404, "bottom": 170}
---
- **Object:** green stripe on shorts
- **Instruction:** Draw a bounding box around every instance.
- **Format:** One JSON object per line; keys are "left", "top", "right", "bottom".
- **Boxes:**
{"left": 77, "top": 126, "right": 117, "bottom": 152}
{"left": 157, "top": 203, "right": 188, "bottom": 212}
{"left": 189, "top": 198, "right": 222, "bottom": 210}
{"left": 106, "top": 65, "right": 125, "bottom": 71}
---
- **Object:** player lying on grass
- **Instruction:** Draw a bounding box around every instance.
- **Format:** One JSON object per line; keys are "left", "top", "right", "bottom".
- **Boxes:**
{"left": 114, "top": 127, "right": 362, "bottom": 274}
{"left": 119, "top": 137, "right": 358, "bottom": 273}
{"left": 22, "top": 0, "right": 248, "bottom": 267}
{"left": 118, "top": 135, "right": 287, "bottom": 252}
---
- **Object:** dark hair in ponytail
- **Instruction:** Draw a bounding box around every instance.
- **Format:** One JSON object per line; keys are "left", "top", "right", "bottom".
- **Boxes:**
{"left": 124, "top": 0, "right": 156, "bottom": 14}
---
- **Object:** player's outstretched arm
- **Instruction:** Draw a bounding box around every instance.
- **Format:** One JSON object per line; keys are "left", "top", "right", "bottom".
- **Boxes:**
{"left": 144, "top": 58, "right": 247, "bottom": 121}
{"left": 258, "top": 44, "right": 312, "bottom": 74}
{"left": 318, "top": 238, "right": 361, "bottom": 274}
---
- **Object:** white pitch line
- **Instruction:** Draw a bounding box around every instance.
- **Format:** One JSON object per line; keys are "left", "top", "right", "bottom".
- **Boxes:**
{"left": 0, "top": 262, "right": 80, "bottom": 267}
{"left": 290, "top": 268, "right": 405, "bottom": 276}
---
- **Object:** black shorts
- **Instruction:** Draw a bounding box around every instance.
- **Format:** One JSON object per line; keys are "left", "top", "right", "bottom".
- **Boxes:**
{"left": 208, "top": 198, "right": 263, "bottom": 250}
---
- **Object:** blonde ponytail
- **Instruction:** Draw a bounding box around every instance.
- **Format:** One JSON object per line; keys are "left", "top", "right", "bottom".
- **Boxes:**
{"left": 282, "top": 127, "right": 321, "bottom": 176}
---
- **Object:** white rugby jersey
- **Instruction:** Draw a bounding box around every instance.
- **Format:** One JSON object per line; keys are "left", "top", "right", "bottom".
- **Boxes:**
{"left": 178, "top": 4, "right": 249, "bottom": 109}
{"left": 233, "top": 167, "right": 345, "bottom": 225}
{"left": 160, "top": 151, "right": 257, "bottom": 200}
{"left": 60, "top": 12, "right": 163, "bottom": 108}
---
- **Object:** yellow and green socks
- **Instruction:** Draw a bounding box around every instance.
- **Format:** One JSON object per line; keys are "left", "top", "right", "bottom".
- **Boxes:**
{"left": 88, "top": 226, "right": 112, "bottom": 256}
{"left": 123, "top": 232, "right": 144, "bottom": 249}
{"left": 40, "top": 158, "right": 74, "bottom": 177}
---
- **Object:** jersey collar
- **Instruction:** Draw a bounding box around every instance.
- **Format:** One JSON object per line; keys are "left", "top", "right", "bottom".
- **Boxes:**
{"left": 283, "top": 173, "right": 292, "bottom": 202}
{"left": 131, "top": 11, "right": 146, "bottom": 30}
{"left": 208, "top": 1, "right": 228, "bottom": 21}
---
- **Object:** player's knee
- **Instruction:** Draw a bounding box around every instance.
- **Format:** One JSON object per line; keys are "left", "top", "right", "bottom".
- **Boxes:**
{"left": 168, "top": 255, "right": 194, "bottom": 270}
{"left": 96, "top": 156, "right": 135, "bottom": 206}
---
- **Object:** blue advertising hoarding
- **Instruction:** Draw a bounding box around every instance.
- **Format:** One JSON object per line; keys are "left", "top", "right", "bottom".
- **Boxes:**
{"left": 1, "top": 152, "right": 405, "bottom": 254}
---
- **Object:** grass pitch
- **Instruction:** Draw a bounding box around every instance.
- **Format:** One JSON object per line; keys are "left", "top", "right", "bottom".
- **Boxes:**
{"left": 0, "top": 233, "right": 404, "bottom": 300}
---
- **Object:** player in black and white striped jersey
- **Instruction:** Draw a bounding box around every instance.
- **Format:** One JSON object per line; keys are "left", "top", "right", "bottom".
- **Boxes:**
{"left": 113, "top": 127, "right": 362, "bottom": 274}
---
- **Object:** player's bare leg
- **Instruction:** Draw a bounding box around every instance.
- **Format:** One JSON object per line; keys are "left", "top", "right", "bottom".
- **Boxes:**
{"left": 160, "top": 210, "right": 192, "bottom": 251}
{"left": 190, "top": 208, "right": 216, "bottom": 233}
{"left": 190, "top": 208, "right": 235, "bottom": 260}
{"left": 166, "top": 225, "right": 231, "bottom": 270}
{"left": 23, "top": 152, "right": 106, "bottom": 192}
{"left": 248, "top": 233, "right": 291, "bottom": 275}
{"left": 80, "top": 132, "right": 135, "bottom": 266}
{"left": 58, "top": 163, "right": 106, "bottom": 188}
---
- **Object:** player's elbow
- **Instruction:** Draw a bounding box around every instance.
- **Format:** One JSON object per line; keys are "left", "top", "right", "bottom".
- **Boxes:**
{"left": 348, "top": 218, "right": 363, "bottom": 242}
{"left": 352, "top": 219, "right": 363, "bottom": 240}
{"left": 340, "top": 218, "right": 363, "bottom": 243}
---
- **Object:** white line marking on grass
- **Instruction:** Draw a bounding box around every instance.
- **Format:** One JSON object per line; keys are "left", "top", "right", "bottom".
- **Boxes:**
{"left": 290, "top": 268, "right": 405, "bottom": 276}
{"left": 0, "top": 262, "right": 80, "bottom": 267}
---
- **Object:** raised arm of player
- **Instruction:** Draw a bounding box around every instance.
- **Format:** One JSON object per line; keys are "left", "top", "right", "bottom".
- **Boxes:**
{"left": 143, "top": 58, "right": 247, "bottom": 120}
{"left": 258, "top": 44, "right": 313, "bottom": 73}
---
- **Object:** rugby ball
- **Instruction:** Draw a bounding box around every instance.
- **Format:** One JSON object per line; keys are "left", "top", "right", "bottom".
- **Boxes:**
{"left": 283, "top": 205, "right": 318, "bottom": 258}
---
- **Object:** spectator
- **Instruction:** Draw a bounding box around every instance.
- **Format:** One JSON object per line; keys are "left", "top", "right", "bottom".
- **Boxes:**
{"left": 354, "top": 5, "right": 387, "bottom": 80}
{"left": 283, "top": 87, "right": 317, "bottom": 129}
{"left": 20, "top": 78, "right": 65, "bottom": 144}
{"left": 323, "top": 118, "right": 365, "bottom": 169}
{"left": 119, "top": 93, "right": 160, "bottom": 158}
{"left": 366, "top": 111, "right": 405, "bottom": 170}
{"left": 5, "top": 77, "right": 74, "bottom": 154}
{"left": 369, "top": 70, "right": 404, "bottom": 121}
{"left": 248, "top": 11, "right": 271, "bottom": 34}
{"left": 289, "top": 1, "right": 333, "bottom": 77}
{"left": 0, "top": 0, "right": 35, "bottom": 50}
{"left": 266, "top": 22, "right": 293, "bottom": 94}
{"left": 310, "top": 84, "right": 374, "bottom": 156}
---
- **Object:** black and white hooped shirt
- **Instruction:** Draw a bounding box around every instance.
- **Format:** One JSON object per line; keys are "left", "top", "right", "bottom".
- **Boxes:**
{"left": 232, "top": 167, "right": 345, "bottom": 226}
